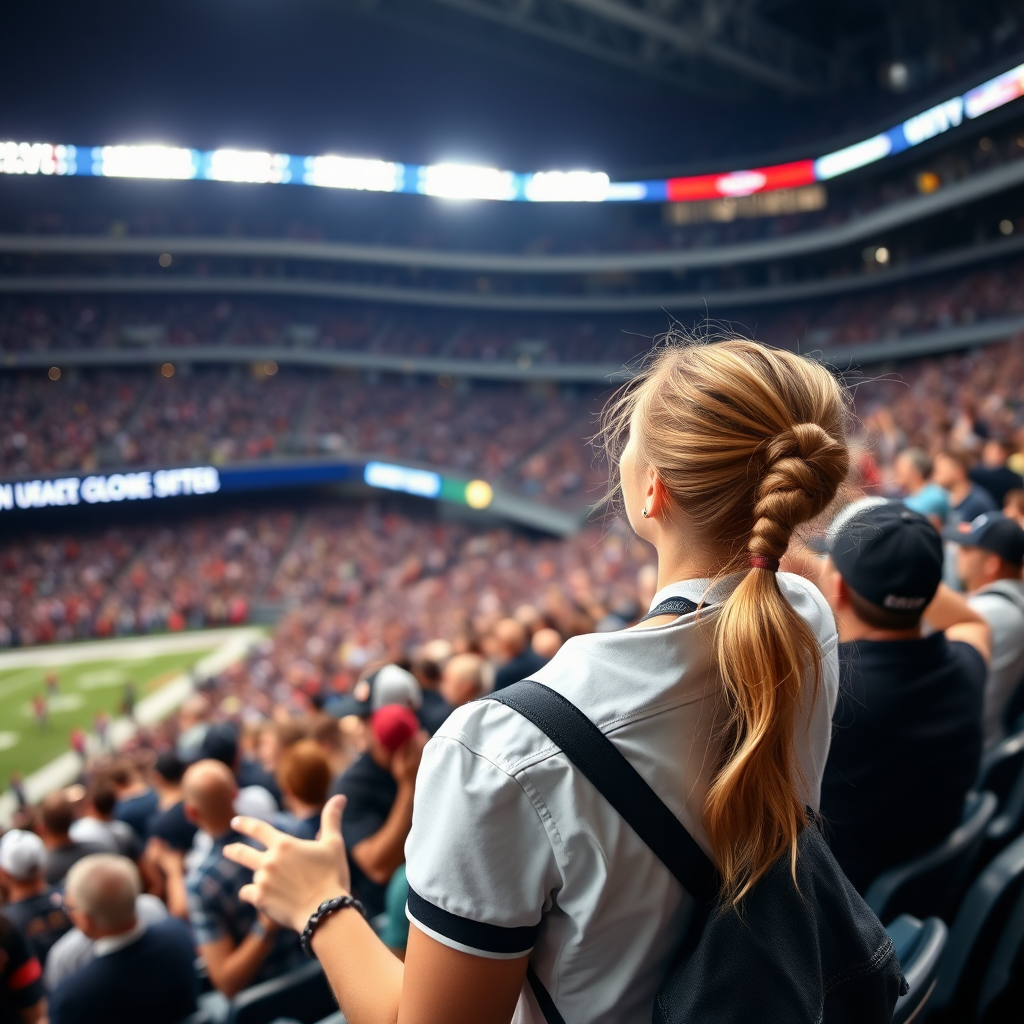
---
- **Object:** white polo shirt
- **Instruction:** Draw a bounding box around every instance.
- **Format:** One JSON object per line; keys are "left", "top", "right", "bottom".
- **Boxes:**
{"left": 405, "top": 573, "right": 839, "bottom": 1024}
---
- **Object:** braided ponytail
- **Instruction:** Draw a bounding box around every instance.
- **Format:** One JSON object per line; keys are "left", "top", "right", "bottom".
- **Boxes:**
{"left": 600, "top": 338, "right": 850, "bottom": 904}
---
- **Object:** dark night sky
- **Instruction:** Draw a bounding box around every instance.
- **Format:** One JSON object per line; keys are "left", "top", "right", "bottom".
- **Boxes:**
{"left": 3, "top": 0, "right": 1021, "bottom": 177}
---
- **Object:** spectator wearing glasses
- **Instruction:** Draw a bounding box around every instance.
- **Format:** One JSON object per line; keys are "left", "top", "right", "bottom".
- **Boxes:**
{"left": 819, "top": 501, "right": 990, "bottom": 892}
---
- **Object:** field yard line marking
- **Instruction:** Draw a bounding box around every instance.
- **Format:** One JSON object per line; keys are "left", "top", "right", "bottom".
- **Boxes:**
{"left": 0, "top": 667, "right": 48, "bottom": 701}
{"left": 0, "top": 627, "right": 264, "bottom": 826}
{"left": 0, "top": 627, "right": 263, "bottom": 671}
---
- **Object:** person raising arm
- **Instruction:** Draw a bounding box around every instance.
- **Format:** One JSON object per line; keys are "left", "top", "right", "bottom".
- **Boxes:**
{"left": 226, "top": 338, "right": 853, "bottom": 1024}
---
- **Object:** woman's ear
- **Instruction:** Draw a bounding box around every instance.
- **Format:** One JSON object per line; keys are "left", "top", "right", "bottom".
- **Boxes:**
{"left": 647, "top": 469, "right": 670, "bottom": 520}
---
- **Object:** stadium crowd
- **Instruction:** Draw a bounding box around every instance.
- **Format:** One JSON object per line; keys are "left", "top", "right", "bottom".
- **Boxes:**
{"left": 4, "top": 254, "right": 1024, "bottom": 373}
{"left": 1, "top": 338, "right": 1024, "bottom": 1021}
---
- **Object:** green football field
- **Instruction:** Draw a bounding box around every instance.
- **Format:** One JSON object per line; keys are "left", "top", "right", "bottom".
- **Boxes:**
{"left": 0, "top": 648, "right": 214, "bottom": 784}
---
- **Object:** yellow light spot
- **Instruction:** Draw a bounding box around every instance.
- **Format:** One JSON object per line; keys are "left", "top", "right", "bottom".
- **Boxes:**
{"left": 158, "top": 253, "right": 173, "bottom": 267}
{"left": 48, "top": 366, "right": 61, "bottom": 380}
{"left": 465, "top": 479, "right": 493, "bottom": 509}
{"left": 264, "top": 360, "right": 278, "bottom": 375}
{"left": 161, "top": 362, "right": 175, "bottom": 377}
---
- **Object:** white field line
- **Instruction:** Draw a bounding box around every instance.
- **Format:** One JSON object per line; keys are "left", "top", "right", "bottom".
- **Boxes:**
{"left": 0, "top": 628, "right": 259, "bottom": 671}
{"left": 0, "top": 627, "right": 263, "bottom": 826}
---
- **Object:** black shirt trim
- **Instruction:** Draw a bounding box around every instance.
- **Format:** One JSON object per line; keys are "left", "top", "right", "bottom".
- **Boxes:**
{"left": 406, "top": 886, "right": 538, "bottom": 954}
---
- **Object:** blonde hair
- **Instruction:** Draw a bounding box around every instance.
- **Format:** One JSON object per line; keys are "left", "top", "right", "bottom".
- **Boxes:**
{"left": 600, "top": 337, "right": 850, "bottom": 904}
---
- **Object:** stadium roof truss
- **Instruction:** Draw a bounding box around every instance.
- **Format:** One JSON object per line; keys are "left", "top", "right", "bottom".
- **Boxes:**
{"left": 426, "top": 0, "right": 840, "bottom": 95}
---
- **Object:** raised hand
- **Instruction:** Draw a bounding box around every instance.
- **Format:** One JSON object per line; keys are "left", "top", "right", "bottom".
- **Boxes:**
{"left": 224, "top": 794, "right": 352, "bottom": 934}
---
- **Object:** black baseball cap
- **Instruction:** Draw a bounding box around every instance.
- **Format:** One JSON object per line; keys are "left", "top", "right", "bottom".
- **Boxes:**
{"left": 830, "top": 500, "right": 944, "bottom": 614}
{"left": 943, "top": 511, "right": 1024, "bottom": 567}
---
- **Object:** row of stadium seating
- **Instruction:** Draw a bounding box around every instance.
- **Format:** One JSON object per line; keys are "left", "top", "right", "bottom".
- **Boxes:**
{"left": 4, "top": 254, "right": 1024, "bottom": 361}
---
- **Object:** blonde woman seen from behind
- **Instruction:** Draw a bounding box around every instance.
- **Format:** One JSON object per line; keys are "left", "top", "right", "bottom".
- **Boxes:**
{"left": 224, "top": 338, "right": 851, "bottom": 1024}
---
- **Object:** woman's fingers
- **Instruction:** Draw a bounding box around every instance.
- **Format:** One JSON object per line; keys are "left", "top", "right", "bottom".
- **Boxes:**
{"left": 223, "top": 842, "right": 264, "bottom": 871}
{"left": 238, "top": 882, "right": 259, "bottom": 907}
{"left": 319, "top": 794, "right": 347, "bottom": 844}
{"left": 231, "top": 814, "right": 283, "bottom": 848}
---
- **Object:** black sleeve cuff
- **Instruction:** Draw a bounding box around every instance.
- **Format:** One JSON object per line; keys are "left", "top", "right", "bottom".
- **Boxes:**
{"left": 406, "top": 886, "right": 539, "bottom": 955}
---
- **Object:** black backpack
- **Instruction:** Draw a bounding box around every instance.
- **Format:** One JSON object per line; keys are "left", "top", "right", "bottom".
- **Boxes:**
{"left": 487, "top": 670, "right": 906, "bottom": 1024}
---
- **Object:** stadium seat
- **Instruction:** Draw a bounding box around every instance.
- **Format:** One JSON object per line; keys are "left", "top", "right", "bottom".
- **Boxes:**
{"left": 977, "top": 730, "right": 1024, "bottom": 807}
{"left": 864, "top": 791, "right": 998, "bottom": 923}
{"left": 226, "top": 961, "right": 338, "bottom": 1024}
{"left": 984, "top": 762, "right": 1024, "bottom": 858}
{"left": 927, "top": 832, "right": 1024, "bottom": 1022}
{"left": 885, "top": 914, "right": 947, "bottom": 1024}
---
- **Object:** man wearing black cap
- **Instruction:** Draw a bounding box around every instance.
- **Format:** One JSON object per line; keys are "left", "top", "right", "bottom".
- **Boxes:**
{"left": 818, "top": 501, "right": 991, "bottom": 892}
{"left": 946, "top": 511, "right": 1024, "bottom": 747}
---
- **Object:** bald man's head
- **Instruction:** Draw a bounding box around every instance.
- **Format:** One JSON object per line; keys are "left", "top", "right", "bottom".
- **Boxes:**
{"left": 182, "top": 759, "right": 238, "bottom": 836}
{"left": 441, "top": 653, "right": 486, "bottom": 708}
{"left": 494, "top": 618, "right": 527, "bottom": 661}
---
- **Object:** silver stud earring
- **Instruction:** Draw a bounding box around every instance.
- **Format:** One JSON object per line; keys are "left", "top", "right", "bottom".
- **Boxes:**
{"left": 642, "top": 507, "right": 650, "bottom": 518}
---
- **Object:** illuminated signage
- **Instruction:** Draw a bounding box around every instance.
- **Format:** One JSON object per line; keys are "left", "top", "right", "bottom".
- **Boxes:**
{"left": 363, "top": 461, "right": 442, "bottom": 498}
{"left": 2, "top": 58, "right": 1022, "bottom": 204}
{"left": 0, "top": 466, "right": 220, "bottom": 511}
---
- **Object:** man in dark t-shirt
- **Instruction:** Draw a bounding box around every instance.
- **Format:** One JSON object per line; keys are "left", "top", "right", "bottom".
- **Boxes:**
{"left": 818, "top": 501, "right": 990, "bottom": 892}
{"left": 330, "top": 705, "right": 426, "bottom": 916}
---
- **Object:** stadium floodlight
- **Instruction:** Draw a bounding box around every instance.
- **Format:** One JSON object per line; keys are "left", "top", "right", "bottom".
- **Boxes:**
{"left": 5, "top": 59, "right": 1024, "bottom": 202}
{"left": 304, "top": 155, "right": 403, "bottom": 192}
{"left": 364, "top": 461, "right": 443, "bottom": 497}
{"left": 814, "top": 135, "right": 892, "bottom": 180}
{"left": 95, "top": 145, "right": 197, "bottom": 179}
{"left": 207, "top": 149, "right": 290, "bottom": 184}
{"left": 525, "top": 170, "right": 610, "bottom": 202}
{"left": 419, "top": 164, "right": 517, "bottom": 201}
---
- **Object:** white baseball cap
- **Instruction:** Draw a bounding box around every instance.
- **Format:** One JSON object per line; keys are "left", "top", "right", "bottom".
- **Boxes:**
{"left": 0, "top": 829, "right": 46, "bottom": 880}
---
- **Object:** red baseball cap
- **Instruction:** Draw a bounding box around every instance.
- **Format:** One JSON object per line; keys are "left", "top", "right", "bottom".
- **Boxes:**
{"left": 371, "top": 704, "right": 419, "bottom": 753}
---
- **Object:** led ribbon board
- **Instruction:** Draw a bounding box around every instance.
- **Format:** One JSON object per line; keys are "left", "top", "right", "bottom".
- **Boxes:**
{"left": 2, "top": 62, "right": 1023, "bottom": 202}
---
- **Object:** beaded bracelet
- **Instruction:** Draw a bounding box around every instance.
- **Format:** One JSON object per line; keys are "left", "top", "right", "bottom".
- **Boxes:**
{"left": 300, "top": 894, "right": 365, "bottom": 957}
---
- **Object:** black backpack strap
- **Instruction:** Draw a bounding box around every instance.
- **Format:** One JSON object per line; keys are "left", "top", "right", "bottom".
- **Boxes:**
{"left": 640, "top": 595, "right": 701, "bottom": 622}
{"left": 486, "top": 679, "right": 718, "bottom": 901}
{"left": 487, "top": 678, "right": 718, "bottom": 1024}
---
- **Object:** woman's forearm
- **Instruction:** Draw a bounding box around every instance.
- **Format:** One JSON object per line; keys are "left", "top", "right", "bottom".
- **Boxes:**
{"left": 311, "top": 906, "right": 404, "bottom": 1024}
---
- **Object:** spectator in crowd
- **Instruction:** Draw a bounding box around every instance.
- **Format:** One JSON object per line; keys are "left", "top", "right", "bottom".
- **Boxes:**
{"left": 491, "top": 617, "right": 547, "bottom": 690}
{"left": 971, "top": 437, "right": 1024, "bottom": 506}
{"left": 933, "top": 449, "right": 998, "bottom": 523}
{"left": 409, "top": 656, "right": 453, "bottom": 736}
{"left": 176, "top": 694, "right": 213, "bottom": 763}
{"left": 108, "top": 761, "right": 158, "bottom": 842}
{"left": 200, "top": 723, "right": 281, "bottom": 808}
{"left": 819, "top": 502, "right": 990, "bottom": 892}
{"left": 275, "top": 739, "right": 331, "bottom": 840}
{"left": 329, "top": 705, "right": 426, "bottom": 917}
{"left": 1004, "top": 488, "right": 1024, "bottom": 526}
{"left": 47, "top": 855, "right": 196, "bottom": 1024}
{"left": 308, "top": 714, "right": 354, "bottom": 779}
{"left": 532, "top": 626, "right": 563, "bottom": 660}
{"left": 0, "top": 830, "right": 71, "bottom": 966}
{"left": 945, "top": 511, "right": 1024, "bottom": 746}
{"left": 145, "top": 751, "right": 197, "bottom": 854}
{"left": 379, "top": 864, "right": 410, "bottom": 961}
{"left": 224, "top": 339, "right": 853, "bottom": 1023}
{"left": 0, "top": 916, "right": 44, "bottom": 1024}
{"left": 893, "top": 447, "right": 950, "bottom": 527}
{"left": 44, "top": 869, "right": 170, "bottom": 993}
{"left": 38, "top": 793, "right": 106, "bottom": 887}
{"left": 440, "top": 653, "right": 488, "bottom": 708}
{"left": 327, "top": 663, "right": 422, "bottom": 720}
{"left": 182, "top": 759, "right": 302, "bottom": 997}
{"left": 255, "top": 719, "right": 308, "bottom": 785}
{"left": 69, "top": 781, "right": 140, "bottom": 860}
